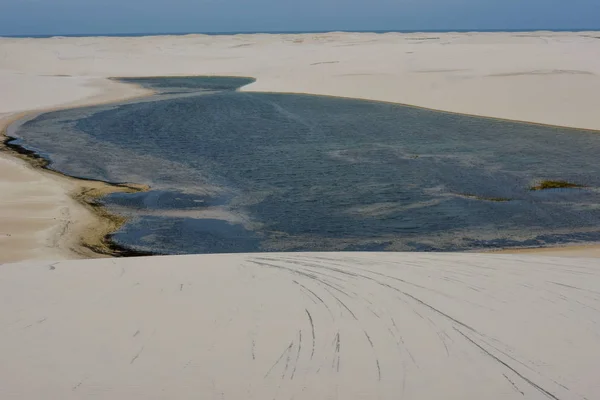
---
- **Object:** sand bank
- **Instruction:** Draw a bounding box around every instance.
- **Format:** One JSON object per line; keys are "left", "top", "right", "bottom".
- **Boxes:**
{"left": 0, "top": 79, "right": 152, "bottom": 262}
{"left": 2, "top": 252, "right": 599, "bottom": 399}
{"left": 490, "top": 242, "right": 600, "bottom": 257}
{"left": 1, "top": 31, "right": 600, "bottom": 261}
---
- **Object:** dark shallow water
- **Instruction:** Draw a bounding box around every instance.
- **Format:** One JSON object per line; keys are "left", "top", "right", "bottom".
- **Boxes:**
{"left": 11, "top": 76, "right": 600, "bottom": 254}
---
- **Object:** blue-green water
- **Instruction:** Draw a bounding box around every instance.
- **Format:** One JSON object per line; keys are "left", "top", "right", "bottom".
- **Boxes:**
{"left": 11, "top": 76, "right": 600, "bottom": 254}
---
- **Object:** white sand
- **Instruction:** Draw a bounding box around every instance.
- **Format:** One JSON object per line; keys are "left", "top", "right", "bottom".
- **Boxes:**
{"left": 2, "top": 32, "right": 600, "bottom": 128}
{"left": 1, "top": 32, "right": 600, "bottom": 398}
{"left": 1, "top": 252, "right": 599, "bottom": 399}
{"left": 0, "top": 80, "right": 151, "bottom": 263}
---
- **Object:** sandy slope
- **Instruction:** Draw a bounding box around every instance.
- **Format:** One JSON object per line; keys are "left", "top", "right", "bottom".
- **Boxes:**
{"left": 1, "top": 31, "right": 600, "bottom": 261}
{"left": 1, "top": 252, "right": 599, "bottom": 399}
{"left": 0, "top": 80, "right": 151, "bottom": 262}
{"left": 2, "top": 32, "right": 600, "bottom": 399}
{"left": 3, "top": 32, "right": 600, "bottom": 129}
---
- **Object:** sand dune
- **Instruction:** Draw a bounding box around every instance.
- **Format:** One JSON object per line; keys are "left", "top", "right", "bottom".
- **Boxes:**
{"left": 2, "top": 32, "right": 600, "bottom": 129}
{"left": 1, "top": 32, "right": 600, "bottom": 398}
{"left": 1, "top": 252, "right": 599, "bottom": 399}
{"left": 2, "top": 31, "right": 600, "bottom": 260}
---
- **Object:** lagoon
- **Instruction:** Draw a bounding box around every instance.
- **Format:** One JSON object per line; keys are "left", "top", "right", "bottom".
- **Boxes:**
{"left": 11, "top": 76, "right": 600, "bottom": 254}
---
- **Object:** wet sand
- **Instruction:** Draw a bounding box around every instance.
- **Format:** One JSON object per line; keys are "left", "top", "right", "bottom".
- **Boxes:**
{"left": 490, "top": 242, "right": 600, "bottom": 257}
{"left": 0, "top": 81, "right": 153, "bottom": 262}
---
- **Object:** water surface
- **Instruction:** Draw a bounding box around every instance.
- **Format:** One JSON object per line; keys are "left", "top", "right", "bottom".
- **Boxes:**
{"left": 11, "top": 76, "right": 600, "bottom": 254}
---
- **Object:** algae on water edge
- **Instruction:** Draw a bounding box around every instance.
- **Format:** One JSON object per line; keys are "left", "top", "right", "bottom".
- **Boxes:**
{"left": 530, "top": 180, "right": 586, "bottom": 191}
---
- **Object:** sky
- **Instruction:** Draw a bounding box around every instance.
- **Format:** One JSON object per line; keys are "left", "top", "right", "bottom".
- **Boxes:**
{"left": 0, "top": 0, "right": 599, "bottom": 35}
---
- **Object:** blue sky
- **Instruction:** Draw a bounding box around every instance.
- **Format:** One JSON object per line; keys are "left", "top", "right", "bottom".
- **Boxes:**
{"left": 1, "top": 0, "right": 599, "bottom": 35}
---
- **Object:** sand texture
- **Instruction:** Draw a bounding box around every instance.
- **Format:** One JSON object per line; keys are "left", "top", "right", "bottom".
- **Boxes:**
{"left": 1, "top": 252, "right": 599, "bottom": 399}
{"left": 3, "top": 32, "right": 600, "bottom": 129}
{"left": 0, "top": 81, "right": 152, "bottom": 262}
{"left": 2, "top": 32, "right": 600, "bottom": 399}
{"left": 2, "top": 31, "right": 600, "bottom": 260}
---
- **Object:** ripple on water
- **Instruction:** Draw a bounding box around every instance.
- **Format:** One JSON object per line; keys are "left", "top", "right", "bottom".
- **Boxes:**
{"left": 11, "top": 76, "right": 600, "bottom": 254}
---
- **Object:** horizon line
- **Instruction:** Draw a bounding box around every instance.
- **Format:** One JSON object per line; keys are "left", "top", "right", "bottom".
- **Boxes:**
{"left": 2, "top": 28, "right": 600, "bottom": 38}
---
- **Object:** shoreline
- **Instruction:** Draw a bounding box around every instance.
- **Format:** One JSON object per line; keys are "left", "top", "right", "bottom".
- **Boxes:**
{"left": 246, "top": 89, "right": 600, "bottom": 134}
{"left": 0, "top": 79, "right": 156, "bottom": 262}
{"left": 2, "top": 76, "right": 600, "bottom": 260}
{"left": 3, "top": 127, "right": 154, "bottom": 257}
{"left": 484, "top": 242, "right": 600, "bottom": 257}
